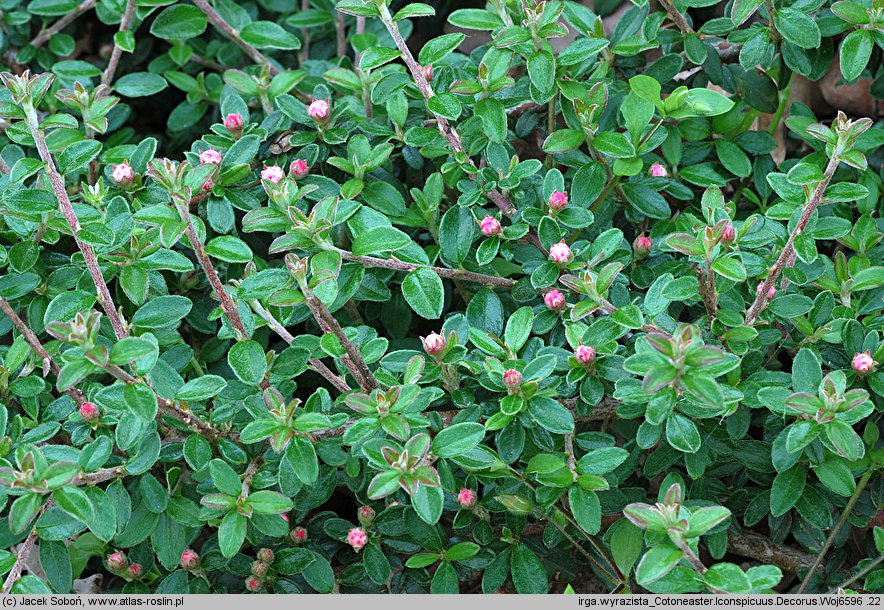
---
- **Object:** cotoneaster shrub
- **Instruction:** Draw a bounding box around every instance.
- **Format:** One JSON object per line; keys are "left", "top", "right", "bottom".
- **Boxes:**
{"left": 0, "top": 0, "right": 883, "bottom": 596}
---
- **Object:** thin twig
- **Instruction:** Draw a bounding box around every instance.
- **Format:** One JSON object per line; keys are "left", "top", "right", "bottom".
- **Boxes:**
{"left": 191, "top": 0, "right": 279, "bottom": 75}
{"left": 829, "top": 555, "right": 884, "bottom": 593}
{"left": 303, "top": 289, "right": 378, "bottom": 391}
{"left": 334, "top": 248, "right": 516, "bottom": 289}
{"left": 745, "top": 153, "right": 840, "bottom": 325}
{"left": 28, "top": 0, "right": 97, "bottom": 49}
{"left": 1, "top": 499, "right": 53, "bottom": 593}
{"left": 657, "top": 0, "right": 693, "bottom": 34}
{"left": 0, "top": 298, "right": 86, "bottom": 405}
{"left": 101, "top": 0, "right": 136, "bottom": 87}
{"left": 797, "top": 468, "right": 875, "bottom": 593}
{"left": 23, "top": 107, "right": 129, "bottom": 340}
{"left": 173, "top": 195, "right": 247, "bottom": 340}
{"left": 248, "top": 300, "right": 351, "bottom": 393}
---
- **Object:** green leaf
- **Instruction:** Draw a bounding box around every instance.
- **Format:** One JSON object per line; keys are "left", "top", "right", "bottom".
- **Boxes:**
{"left": 53, "top": 486, "right": 94, "bottom": 524}
{"left": 175, "top": 375, "right": 227, "bottom": 402}
{"left": 447, "top": 8, "right": 504, "bottom": 29}
{"left": 218, "top": 511, "right": 247, "bottom": 558}
{"left": 205, "top": 236, "right": 253, "bottom": 263}
{"left": 527, "top": 49, "right": 555, "bottom": 92}
{"left": 209, "top": 459, "right": 242, "bottom": 496}
{"left": 132, "top": 295, "right": 192, "bottom": 328}
{"left": 150, "top": 5, "right": 207, "bottom": 39}
{"left": 57, "top": 140, "right": 101, "bottom": 174}
{"left": 432, "top": 423, "right": 485, "bottom": 458}
{"left": 568, "top": 487, "right": 601, "bottom": 534}
{"left": 418, "top": 34, "right": 464, "bottom": 65}
{"left": 635, "top": 544, "right": 683, "bottom": 585}
{"left": 285, "top": 436, "right": 318, "bottom": 485}
{"left": 510, "top": 543, "right": 547, "bottom": 593}
{"left": 770, "top": 465, "right": 805, "bottom": 517}
{"left": 439, "top": 206, "right": 474, "bottom": 265}
{"left": 504, "top": 306, "right": 533, "bottom": 352}
{"left": 227, "top": 340, "right": 266, "bottom": 385}
{"left": 543, "top": 129, "right": 585, "bottom": 153}
{"left": 402, "top": 267, "right": 444, "bottom": 319}
{"left": 352, "top": 226, "right": 412, "bottom": 256}
{"left": 774, "top": 8, "right": 821, "bottom": 49}
{"left": 39, "top": 539, "right": 72, "bottom": 593}
{"left": 241, "top": 21, "right": 301, "bottom": 50}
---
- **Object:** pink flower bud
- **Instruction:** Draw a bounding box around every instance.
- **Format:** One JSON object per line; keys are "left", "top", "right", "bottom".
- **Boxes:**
{"left": 457, "top": 488, "right": 476, "bottom": 509}
{"left": 107, "top": 552, "right": 127, "bottom": 572}
{"left": 721, "top": 222, "right": 735, "bottom": 243}
{"left": 423, "top": 65, "right": 433, "bottom": 82}
{"left": 112, "top": 162, "right": 134, "bottom": 186}
{"left": 251, "top": 561, "right": 269, "bottom": 577}
{"left": 649, "top": 162, "right": 667, "bottom": 177}
{"left": 290, "top": 526, "right": 308, "bottom": 544}
{"left": 503, "top": 369, "right": 522, "bottom": 388}
{"left": 544, "top": 289, "right": 566, "bottom": 311}
{"left": 199, "top": 148, "right": 222, "bottom": 165}
{"left": 852, "top": 350, "right": 877, "bottom": 375}
{"left": 549, "top": 190, "right": 568, "bottom": 211}
{"left": 245, "top": 576, "right": 262, "bottom": 592}
{"left": 421, "top": 332, "right": 446, "bottom": 357}
{"left": 634, "top": 236, "right": 652, "bottom": 259}
{"left": 479, "top": 215, "right": 501, "bottom": 236}
{"left": 549, "top": 241, "right": 573, "bottom": 264}
{"left": 757, "top": 282, "right": 776, "bottom": 300}
{"left": 257, "top": 548, "right": 274, "bottom": 564}
{"left": 202, "top": 178, "right": 213, "bottom": 192}
{"left": 224, "top": 113, "right": 244, "bottom": 133}
{"left": 290, "top": 159, "right": 309, "bottom": 179}
{"left": 281, "top": 513, "right": 290, "bottom": 523}
{"left": 347, "top": 527, "right": 368, "bottom": 551}
{"left": 357, "top": 506, "right": 375, "bottom": 527}
{"left": 308, "top": 98, "right": 330, "bottom": 122}
{"left": 126, "top": 564, "right": 143, "bottom": 579}
{"left": 180, "top": 549, "right": 200, "bottom": 571}
{"left": 575, "top": 344, "right": 596, "bottom": 366}
{"left": 79, "top": 401, "right": 98, "bottom": 421}
{"left": 261, "top": 164, "right": 285, "bottom": 184}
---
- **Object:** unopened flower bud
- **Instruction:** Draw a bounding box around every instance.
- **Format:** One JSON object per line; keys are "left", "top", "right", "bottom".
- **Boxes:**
{"left": 347, "top": 527, "right": 368, "bottom": 551}
{"left": 852, "top": 350, "right": 878, "bottom": 375}
{"left": 574, "top": 344, "right": 595, "bottom": 366}
{"left": 548, "top": 190, "right": 568, "bottom": 211}
{"left": 261, "top": 164, "right": 285, "bottom": 184}
{"left": 421, "top": 332, "right": 446, "bottom": 357}
{"left": 549, "top": 241, "right": 572, "bottom": 264}
{"left": 308, "top": 98, "right": 330, "bottom": 122}
{"left": 290, "top": 526, "right": 308, "bottom": 544}
{"left": 721, "top": 222, "right": 735, "bottom": 243}
{"left": 257, "top": 548, "right": 274, "bottom": 564}
{"left": 634, "top": 236, "right": 652, "bottom": 259}
{"left": 503, "top": 369, "right": 522, "bottom": 388}
{"left": 357, "top": 506, "right": 375, "bottom": 527}
{"left": 245, "top": 576, "right": 262, "bottom": 592}
{"left": 649, "top": 162, "right": 667, "bottom": 177}
{"left": 202, "top": 178, "right": 213, "bottom": 192}
{"left": 199, "top": 149, "right": 222, "bottom": 165}
{"left": 112, "top": 162, "right": 134, "bottom": 186}
{"left": 126, "top": 564, "right": 143, "bottom": 579}
{"left": 544, "top": 289, "right": 566, "bottom": 311}
{"left": 423, "top": 65, "right": 433, "bottom": 82}
{"left": 251, "top": 561, "right": 269, "bottom": 577}
{"left": 457, "top": 488, "right": 476, "bottom": 509}
{"left": 79, "top": 401, "right": 98, "bottom": 421}
{"left": 479, "top": 215, "right": 501, "bottom": 236}
{"left": 224, "top": 113, "right": 244, "bottom": 134}
{"left": 290, "top": 159, "right": 309, "bottom": 179}
{"left": 180, "top": 549, "right": 200, "bottom": 571}
{"left": 107, "top": 552, "right": 127, "bottom": 572}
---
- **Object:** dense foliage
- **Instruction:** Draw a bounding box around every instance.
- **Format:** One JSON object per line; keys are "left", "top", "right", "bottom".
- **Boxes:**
{"left": 0, "top": 0, "right": 883, "bottom": 596}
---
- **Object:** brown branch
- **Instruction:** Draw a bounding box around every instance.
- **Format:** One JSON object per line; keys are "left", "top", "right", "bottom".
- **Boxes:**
{"left": 28, "top": 0, "right": 97, "bottom": 49}
{"left": 248, "top": 300, "right": 351, "bottom": 394}
{"left": 334, "top": 248, "right": 516, "bottom": 289}
{"left": 191, "top": 0, "right": 279, "bottom": 75}
{"left": 101, "top": 0, "right": 136, "bottom": 87}
{"left": 23, "top": 107, "right": 129, "bottom": 341}
{"left": 728, "top": 530, "right": 816, "bottom": 574}
{"left": 303, "top": 289, "right": 378, "bottom": 391}
{"left": 1, "top": 499, "right": 53, "bottom": 594}
{"left": 0, "top": 298, "right": 86, "bottom": 405}
{"left": 657, "top": 0, "right": 693, "bottom": 35}
{"left": 745, "top": 153, "right": 840, "bottom": 325}
{"left": 173, "top": 195, "right": 247, "bottom": 340}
